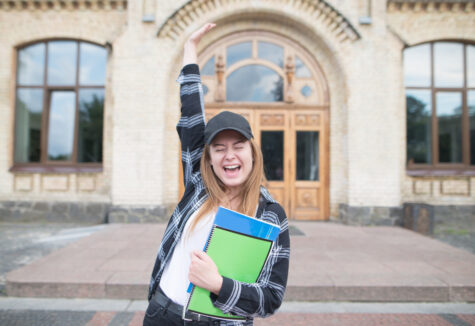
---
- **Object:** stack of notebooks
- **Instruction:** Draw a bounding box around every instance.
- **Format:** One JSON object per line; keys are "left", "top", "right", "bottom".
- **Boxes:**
{"left": 183, "top": 206, "right": 281, "bottom": 321}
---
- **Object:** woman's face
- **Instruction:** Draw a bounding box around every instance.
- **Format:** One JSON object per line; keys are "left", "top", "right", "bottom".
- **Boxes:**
{"left": 209, "top": 130, "right": 253, "bottom": 191}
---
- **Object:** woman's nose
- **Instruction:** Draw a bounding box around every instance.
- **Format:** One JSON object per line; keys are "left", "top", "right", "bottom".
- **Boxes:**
{"left": 224, "top": 149, "right": 236, "bottom": 160}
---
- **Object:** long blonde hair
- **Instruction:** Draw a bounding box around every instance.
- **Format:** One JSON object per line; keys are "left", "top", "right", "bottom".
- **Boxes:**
{"left": 189, "top": 138, "right": 265, "bottom": 232}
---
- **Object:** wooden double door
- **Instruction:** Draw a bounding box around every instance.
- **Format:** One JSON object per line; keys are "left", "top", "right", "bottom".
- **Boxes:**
{"left": 205, "top": 107, "right": 329, "bottom": 220}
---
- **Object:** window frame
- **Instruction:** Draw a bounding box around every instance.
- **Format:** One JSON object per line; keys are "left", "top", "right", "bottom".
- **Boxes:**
{"left": 405, "top": 40, "right": 475, "bottom": 176}
{"left": 10, "top": 39, "right": 106, "bottom": 173}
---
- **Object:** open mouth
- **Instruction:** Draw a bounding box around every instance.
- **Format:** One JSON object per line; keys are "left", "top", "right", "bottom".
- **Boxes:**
{"left": 223, "top": 165, "right": 241, "bottom": 175}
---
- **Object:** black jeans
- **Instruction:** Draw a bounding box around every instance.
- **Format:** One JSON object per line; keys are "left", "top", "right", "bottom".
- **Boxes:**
{"left": 143, "top": 296, "right": 218, "bottom": 326}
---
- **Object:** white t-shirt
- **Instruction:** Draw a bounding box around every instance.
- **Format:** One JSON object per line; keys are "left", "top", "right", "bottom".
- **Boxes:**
{"left": 159, "top": 209, "right": 215, "bottom": 305}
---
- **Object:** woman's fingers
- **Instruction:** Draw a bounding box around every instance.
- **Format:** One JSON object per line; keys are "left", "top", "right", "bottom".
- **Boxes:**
{"left": 190, "top": 251, "right": 215, "bottom": 274}
{"left": 201, "top": 23, "right": 216, "bottom": 34}
{"left": 196, "top": 23, "right": 216, "bottom": 38}
{"left": 196, "top": 251, "right": 214, "bottom": 265}
{"left": 188, "top": 23, "right": 216, "bottom": 45}
{"left": 188, "top": 251, "right": 222, "bottom": 294}
{"left": 191, "top": 250, "right": 203, "bottom": 260}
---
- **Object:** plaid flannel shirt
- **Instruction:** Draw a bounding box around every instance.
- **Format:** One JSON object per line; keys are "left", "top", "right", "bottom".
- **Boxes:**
{"left": 147, "top": 64, "right": 290, "bottom": 325}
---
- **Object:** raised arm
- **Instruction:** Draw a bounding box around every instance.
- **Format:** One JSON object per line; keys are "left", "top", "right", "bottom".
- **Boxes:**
{"left": 176, "top": 23, "right": 216, "bottom": 189}
{"left": 183, "top": 23, "right": 216, "bottom": 66}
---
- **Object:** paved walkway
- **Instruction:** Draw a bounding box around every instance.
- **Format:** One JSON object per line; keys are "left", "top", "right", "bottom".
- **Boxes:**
{"left": 5, "top": 222, "right": 475, "bottom": 302}
{"left": 1, "top": 299, "right": 475, "bottom": 326}
{"left": 2, "top": 310, "right": 474, "bottom": 326}
{"left": 0, "top": 223, "right": 106, "bottom": 293}
{"left": 1, "top": 298, "right": 475, "bottom": 326}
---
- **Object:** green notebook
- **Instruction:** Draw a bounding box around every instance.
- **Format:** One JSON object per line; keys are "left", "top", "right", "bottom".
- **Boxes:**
{"left": 184, "top": 207, "right": 280, "bottom": 321}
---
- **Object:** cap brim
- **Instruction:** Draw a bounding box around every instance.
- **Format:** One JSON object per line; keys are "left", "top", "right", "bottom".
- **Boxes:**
{"left": 206, "top": 127, "right": 252, "bottom": 144}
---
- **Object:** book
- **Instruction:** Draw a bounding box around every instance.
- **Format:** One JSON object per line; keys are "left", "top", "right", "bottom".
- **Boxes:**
{"left": 183, "top": 206, "right": 281, "bottom": 321}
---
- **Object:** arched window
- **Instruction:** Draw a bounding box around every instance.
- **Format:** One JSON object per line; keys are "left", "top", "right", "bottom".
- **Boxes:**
{"left": 13, "top": 40, "right": 107, "bottom": 171}
{"left": 199, "top": 33, "right": 327, "bottom": 106}
{"left": 404, "top": 41, "right": 475, "bottom": 170}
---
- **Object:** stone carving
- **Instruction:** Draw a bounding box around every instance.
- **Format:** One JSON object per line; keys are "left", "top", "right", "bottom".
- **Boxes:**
{"left": 441, "top": 178, "right": 470, "bottom": 196}
{"left": 413, "top": 179, "right": 432, "bottom": 195}
{"left": 214, "top": 55, "right": 225, "bottom": 102}
{"left": 387, "top": 1, "right": 473, "bottom": 12}
{"left": 14, "top": 175, "right": 33, "bottom": 192}
{"left": 0, "top": 0, "right": 128, "bottom": 11}
{"left": 42, "top": 175, "right": 69, "bottom": 191}
{"left": 156, "top": 0, "right": 360, "bottom": 42}
{"left": 295, "top": 114, "right": 320, "bottom": 126}
{"left": 260, "top": 114, "right": 285, "bottom": 126}
{"left": 297, "top": 189, "right": 317, "bottom": 207}
{"left": 285, "top": 56, "right": 295, "bottom": 103}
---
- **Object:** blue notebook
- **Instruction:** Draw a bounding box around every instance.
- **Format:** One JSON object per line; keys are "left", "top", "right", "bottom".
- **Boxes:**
{"left": 213, "top": 206, "right": 280, "bottom": 241}
{"left": 183, "top": 206, "right": 281, "bottom": 321}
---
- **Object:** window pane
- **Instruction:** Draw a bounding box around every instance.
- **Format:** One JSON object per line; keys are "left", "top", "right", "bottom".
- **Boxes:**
{"left": 406, "top": 90, "right": 432, "bottom": 164}
{"left": 301, "top": 85, "right": 312, "bottom": 97}
{"left": 226, "top": 42, "right": 252, "bottom": 67}
{"left": 202, "top": 56, "right": 215, "bottom": 76}
{"left": 47, "top": 91, "right": 76, "bottom": 161}
{"left": 403, "top": 44, "right": 431, "bottom": 87}
{"left": 261, "top": 131, "right": 283, "bottom": 181}
{"left": 295, "top": 56, "right": 312, "bottom": 78}
{"left": 47, "top": 41, "right": 77, "bottom": 86}
{"left": 78, "top": 89, "right": 104, "bottom": 163}
{"left": 79, "top": 43, "right": 107, "bottom": 86}
{"left": 434, "top": 42, "right": 464, "bottom": 88}
{"left": 17, "top": 43, "right": 45, "bottom": 86}
{"left": 258, "top": 42, "right": 283, "bottom": 68}
{"left": 467, "top": 45, "right": 475, "bottom": 88}
{"left": 436, "top": 92, "right": 462, "bottom": 163}
{"left": 297, "top": 131, "right": 319, "bottom": 181}
{"left": 469, "top": 91, "right": 475, "bottom": 165}
{"left": 226, "top": 65, "right": 283, "bottom": 102}
{"left": 14, "top": 89, "right": 43, "bottom": 163}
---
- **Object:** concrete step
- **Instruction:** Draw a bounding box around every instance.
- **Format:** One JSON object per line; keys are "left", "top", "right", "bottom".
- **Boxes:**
{"left": 5, "top": 223, "right": 475, "bottom": 302}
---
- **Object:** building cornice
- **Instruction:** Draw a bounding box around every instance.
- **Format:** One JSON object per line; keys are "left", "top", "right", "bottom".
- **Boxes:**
{"left": 0, "top": 0, "right": 127, "bottom": 11}
{"left": 156, "top": 0, "right": 360, "bottom": 43}
{"left": 387, "top": 0, "right": 475, "bottom": 12}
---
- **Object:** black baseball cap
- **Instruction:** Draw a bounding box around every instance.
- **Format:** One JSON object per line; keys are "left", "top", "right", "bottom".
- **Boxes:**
{"left": 204, "top": 111, "right": 254, "bottom": 144}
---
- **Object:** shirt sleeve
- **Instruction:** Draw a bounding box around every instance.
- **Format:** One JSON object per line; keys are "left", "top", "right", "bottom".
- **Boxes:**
{"left": 176, "top": 64, "right": 206, "bottom": 189}
{"left": 209, "top": 203, "right": 290, "bottom": 318}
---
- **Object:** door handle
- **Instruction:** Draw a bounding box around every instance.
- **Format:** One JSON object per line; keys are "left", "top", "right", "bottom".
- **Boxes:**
{"left": 288, "top": 158, "right": 291, "bottom": 212}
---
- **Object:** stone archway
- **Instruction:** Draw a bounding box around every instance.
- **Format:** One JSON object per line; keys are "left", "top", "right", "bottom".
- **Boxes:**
{"left": 157, "top": 0, "right": 360, "bottom": 43}
{"left": 163, "top": 2, "right": 357, "bottom": 219}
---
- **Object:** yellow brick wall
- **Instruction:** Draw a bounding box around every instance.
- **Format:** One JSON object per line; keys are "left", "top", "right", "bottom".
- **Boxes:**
{"left": 0, "top": 0, "right": 474, "bottom": 220}
{"left": 388, "top": 4, "right": 475, "bottom": 206}
{"left": 0, "top": 3, "right": 127, "bottom": 203}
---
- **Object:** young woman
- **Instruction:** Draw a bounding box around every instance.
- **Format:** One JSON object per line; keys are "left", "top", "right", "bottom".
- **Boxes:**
{"left": 143, "top": 23, "right": 290, "bottom": 326}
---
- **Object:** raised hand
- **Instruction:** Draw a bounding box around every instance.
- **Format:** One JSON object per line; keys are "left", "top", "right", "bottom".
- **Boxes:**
{"left": 183, "top": 23, "right": 216, "bottom": 66}
{"left": 187, "top": 23, "right": 216, "bottom": 47}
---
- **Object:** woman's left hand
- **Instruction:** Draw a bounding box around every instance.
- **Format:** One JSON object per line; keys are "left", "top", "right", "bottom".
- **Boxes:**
{"left": 189, "top": 250, "right": 223, "bottom": 295}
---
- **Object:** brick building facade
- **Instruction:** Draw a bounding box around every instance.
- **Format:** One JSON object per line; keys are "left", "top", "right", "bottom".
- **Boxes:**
{"left": 0, "top": 0, "right": 473, "bottom": 227}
